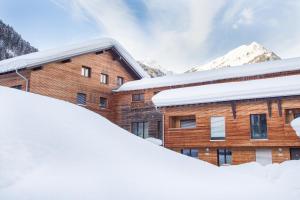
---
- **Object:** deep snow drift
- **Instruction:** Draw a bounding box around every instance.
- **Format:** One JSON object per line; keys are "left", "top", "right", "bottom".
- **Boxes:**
{"left": 0, "top": 86, "right": 299, "bottom": 200}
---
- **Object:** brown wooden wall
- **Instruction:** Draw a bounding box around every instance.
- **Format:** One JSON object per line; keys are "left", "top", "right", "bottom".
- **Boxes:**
{"left": 162, "top": 97, "right": 300, "bottom": 165}
{"left": 0, "top": 50, "right": 137, "bottom": 121}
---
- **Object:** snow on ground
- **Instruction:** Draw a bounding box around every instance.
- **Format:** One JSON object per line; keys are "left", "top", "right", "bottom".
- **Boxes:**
{"left": 152, "top": 74, "right": 300, "bottom": 107}
{"left": 0, "top": 86, "right": 299, "bottom": 200}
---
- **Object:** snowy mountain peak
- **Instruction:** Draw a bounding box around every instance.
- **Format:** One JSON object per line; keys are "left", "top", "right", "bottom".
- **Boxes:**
{"left": 187, "top": 42, "right": 280, "bottom": 72}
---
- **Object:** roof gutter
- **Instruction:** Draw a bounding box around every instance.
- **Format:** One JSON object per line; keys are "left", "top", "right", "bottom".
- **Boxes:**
{"left": 16, "top": 69, "right": 29, "bottom": 92}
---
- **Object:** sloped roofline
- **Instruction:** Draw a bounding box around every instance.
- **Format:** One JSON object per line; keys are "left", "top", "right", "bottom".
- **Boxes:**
{"left": 0, "top": 38, "right": 149, "bottom": 78}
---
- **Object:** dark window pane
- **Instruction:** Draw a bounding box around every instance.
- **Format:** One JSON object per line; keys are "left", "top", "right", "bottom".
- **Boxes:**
{"left": 100, "top": 97, "right": 107, "bottom": 108}
{"left": 132, "top": 93, "right": 144, "bottom": 101}
{"left": 182, "top": 149, "right": 190, "bottom": 156}
{"left": 181, "top": 149, "right": 199, "bottom": 159}
{"left": 250, "top": 114, "right": 267, "bottom": 139}
{"left": 180, "top": 119, "right": 196, "bottom": 128}
{"left": 11, "top": 85, "right": 22, "bottom": 90}
{"left": 190, "top": 149, "right": 199, "bottom": 158}
{"left": 77, "top": 93, "right": 86, "bottom": 105}
{"left": 131, "top": 122, "right": 148, "bottom": 138}
{"left": 218, "top": 149, "right": 232, "bottom": 166}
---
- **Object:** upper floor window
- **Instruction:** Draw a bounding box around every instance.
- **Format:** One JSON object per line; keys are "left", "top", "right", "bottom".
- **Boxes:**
{"left": 11, "top": 85, "right": 22, "bottom": 90}
{"left": 211, "top": 117, "right": 225, "bottom": 140}
{"left": 77, "top": 93, "right": 86, "bottom": 105}
{"left": 285, "top": 108, "right": 300, "bottom": 124}
{"left": 181, "top": 149, "right": 198, "bottom": 158}
{"left": 132, "top": 121, "right": 149, "bottom": 138}
{"left": 117, "top": 76, "right": 124, "bottom": 86}
{"left": 100, "top": 73, "right": 109, "bottom": 84}
{"left": 250, "top": 114, "right": 267, "bottom": 139}
{"left": 170, "top": 115, "right": 196, "bottom": 129}
{"left": 132, "top": 93, "right": 144, "bottom": 102}
{"left": 100, "top": 97, "right": 108, "bottom": 108}
{"left": 218, "top": 149, "right": 232, "bottom": 166}
{"left": 81, "top": 66, "right": 91, "bottom": 77}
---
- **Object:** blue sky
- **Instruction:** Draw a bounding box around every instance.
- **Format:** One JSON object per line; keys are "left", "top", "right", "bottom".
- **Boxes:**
{"left": 1, "top": 0, "right": 300, "bottom": 72}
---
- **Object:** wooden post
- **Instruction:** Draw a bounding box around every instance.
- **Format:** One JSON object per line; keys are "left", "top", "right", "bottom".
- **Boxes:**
{"left": 231, "top": 101, "right": 237, "bottom": 119}
{"left": 267, "top": 99, "right": 272, "bottom": 118}
{"left": 277, "top": 98, "right": 283, "bottom": 117}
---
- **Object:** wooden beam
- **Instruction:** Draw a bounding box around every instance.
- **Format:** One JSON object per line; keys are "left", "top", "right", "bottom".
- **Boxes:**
{"left": 231, "top": 101, "right": 237, "bottom": 119}
{"left": 267, "top": 99, "right": 272, "bottom": 118}
{"left": 277, "top": 98, "right": 282, "bottom": 117}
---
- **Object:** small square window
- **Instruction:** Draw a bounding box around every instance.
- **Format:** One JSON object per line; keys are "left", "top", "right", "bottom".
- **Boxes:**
{"left": 81, "top": 66, "right": 91, "bottom": 77}
{"left": 117, "top": 76, "right": 124, "bottom": 86}
{"left": 100, "top": 97, "right": 108, "bottom": 108}
{"left": 181, "top": 149, "right": 199, "bottom": 158}
{"left": 100, "top": 73, "right": 109, "bottom": 84}
{"left": 77, "top": 93, "right": 86, "bottom": 105}
{"left": 132, "top": 93, "right": 144, "bottom": 101}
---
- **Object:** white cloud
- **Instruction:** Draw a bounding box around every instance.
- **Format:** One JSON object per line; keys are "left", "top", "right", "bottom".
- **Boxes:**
{"left": 232, "top": 8, "right": 254, "bottom": 29}
{"left": 51, "top": 0, "right": 225, "bottom": 72}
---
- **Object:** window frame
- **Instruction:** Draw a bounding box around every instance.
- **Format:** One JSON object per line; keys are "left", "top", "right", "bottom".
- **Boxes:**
{"left": 117, "top": 76, "right": 124, "bottom": 86}
{"left": 100, "top": 73, "right": 109, "bottom": 84}
{"left": 250, "top": 114, "right": 268, "bottom": 139}
{"left": 81, "top": 66, "right": 91, "bottom": 78}
{"left": 181, "top": 148, "right": 199, "bottom": 158}
{"left": 76, "top": 93, "right": 87, "bottom": 106}
{"left": 131, "top": 121, "right": 149, "bottom": 138}
{"left": 285, "top": 108, "right": 300, "bottom": 124}
{"left": 210, "top": 116, "right": 226, "bottom": 140}
{"left": 99, "top": 97, "right": 108, "bottom": 108}
{"left": 132, "top": 93, "right": 144, "bottom": 102}
{"left": 217, "top": 149, "right": 232, "bottom": 166}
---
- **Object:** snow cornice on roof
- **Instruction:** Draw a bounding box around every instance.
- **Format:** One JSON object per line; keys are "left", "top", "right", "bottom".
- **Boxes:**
{"left": 116, "top": 57, "right": 300, "bottom": 92}
{"left": 0, "top": 38, "right": 149, "bottom": 78}
{"left": 152, "top": 75, "right": 300, "bottom": 107}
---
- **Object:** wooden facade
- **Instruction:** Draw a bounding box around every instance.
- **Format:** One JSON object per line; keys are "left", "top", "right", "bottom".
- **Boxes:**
{"left": 159, "top": 97, "right": 300, "bottom": 165}
{"left": 0, "top": 50, "right": 138, "bottom": 121}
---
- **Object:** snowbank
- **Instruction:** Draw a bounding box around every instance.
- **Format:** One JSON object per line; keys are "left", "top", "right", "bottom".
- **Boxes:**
{"left": 152, "top": 74, "right": 300, "bottom": 107}
{"left": 145, "top": 137, "right": 163, "bottom": 146}
{"left": 291, "top": 118, "right": 300, "bottom": 137}
{"left": 0, "top": 86, "right": 299, "bottom": 199}
{"left": 116, "top": 57, "right": 300, "bottom": 92}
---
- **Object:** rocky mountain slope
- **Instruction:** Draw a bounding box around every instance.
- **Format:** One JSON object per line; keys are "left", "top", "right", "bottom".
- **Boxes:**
{"left": 0, "top": 20, "right": 37, "bottom": 60}
{"left": 138, "top": 61, "right": 169, "bottom": 77}
{"left": 187, "top": 42, "right": 280, "bottom": 72}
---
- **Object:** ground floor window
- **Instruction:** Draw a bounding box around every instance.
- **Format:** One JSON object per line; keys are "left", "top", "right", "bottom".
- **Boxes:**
{"left": 290, "top": 148, "right": 300, "bottom": 160}
{"left": 11, "top": 85, "right": 22, "bottom": 90}
{"left": 132, "top": 122, "right": 149, "bottom": 138}
{"left": 256, "top": 149, "right": 272, "bottom": 165}
{"left": 181, "top": 149, "right": 199, "bottom": 158}
{"left": 217, "top": 149, "right": 232, "bottom": 166}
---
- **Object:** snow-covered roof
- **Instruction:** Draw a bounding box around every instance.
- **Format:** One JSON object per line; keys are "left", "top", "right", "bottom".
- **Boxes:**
{"left": 0, "top": 38, "right": 149, "bottom": 78}
{"left": 291, "top": 118, "right": 300, "bottom": 137}
{"left": 152, "top": 74, "right": 300, "bottom": 107}
{"left": 116, "top": 57, "right": 300, "bottom": 92}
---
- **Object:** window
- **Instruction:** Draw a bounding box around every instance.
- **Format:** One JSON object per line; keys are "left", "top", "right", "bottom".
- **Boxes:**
{"left": 170, "top": 115, "right": 196, "bottom": 128}
{"left": 290, "top": 148, "right": 300, "bottom": 160}
{"left": 81, "top": 66, "right": 91, "bottom": 77}
{"left": 157, "top": 121, "right": 162, "bottom": 139}
{"left": 100, "top": 73, "right": 109, "bottom": 84}
{"left": 217, "top": 149, "right": 232, "bottom": 166}
{"left": 132, "top": 93, "right": 144, "bottom": 102}
{"left": 256, "top": 149, "right": 272, "bottom": 165}
{"left": 11, "top": 85, "right": 22, "bottom": 90}
{"left": 285, "top": 108, "right": 300, "bottom": 124}
{"left": 100, "top": 97, "right": 108, "bottom": 108}
{"left": 117, "top": 76, "right": 124, "bottom": 86}
{"left": 250, "top": 114, "right": 267, "bottom": 139}
{"left": 181, "top": 149, "right": 199, "bottom": 158}
{"left": 211, "top": 117, "right": 225, "bottom": 140}
{"left": 132, "top": 122, "right": 149, "bottom": 138}
{"left": 77, "top": 93, "right": 86, "bottom": 105}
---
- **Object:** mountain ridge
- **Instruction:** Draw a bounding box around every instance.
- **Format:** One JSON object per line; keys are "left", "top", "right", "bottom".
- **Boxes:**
{"left": 187, "top": 42, "right": 281, "bottom": 73}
